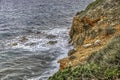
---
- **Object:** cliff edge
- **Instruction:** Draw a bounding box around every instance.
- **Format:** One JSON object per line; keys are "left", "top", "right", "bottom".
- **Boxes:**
{"left": 49, "top": 0, "right": 120, "bottom": 80}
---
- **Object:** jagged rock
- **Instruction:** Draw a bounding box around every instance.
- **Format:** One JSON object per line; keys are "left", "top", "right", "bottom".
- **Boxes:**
{"left": 90, "top": 30, "right": 97, "bottom": 39}
{"left": 47, "top": 41, "right": 57, "bottom": 45}
{"left": 69, "top": 15, "right": 102, "bottom": 46}
{"left": 81, "top": 16, "right": 101, "bottom": 27}
{"left": 68, "top": 49, "right": 76, "bottom": 56}
{"left": 69, "top": 55, "right": 76, "bottom": 60}
{"left": 77, "top": 36, "right": 85, "bottom": 45}
{"left": 94, "top": 40, "right": 101, "bottom": 46}
{"left": 69, "top": 16, "right": 83, "bottom": 41}
{"left": 83, "top": 43, "right": 93, "bottom": 48}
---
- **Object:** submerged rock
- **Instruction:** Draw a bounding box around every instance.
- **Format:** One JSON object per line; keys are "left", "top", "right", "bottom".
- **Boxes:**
{"left": 12, "top": 43, "right": 18, "bottom": 46}
{"left": 25, "top": 42, "right": 37, "bottom": 46}
{"left": 35, "top": 31, "right": 42, "bottom": 34}
{"left": 19, "top": 36, "right": 28, "bottom": 42}
{"left": 47, "top": 41, "right": 57, "bottom": 45}
{"left": 46, "top": 34, "right": 56, "bottom": 39}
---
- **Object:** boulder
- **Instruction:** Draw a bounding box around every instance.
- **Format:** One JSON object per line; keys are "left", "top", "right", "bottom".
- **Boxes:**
{"left": 83, "top": 43, "right": 93, "bottom": 48}
{"left": 94, "top": 40, "right": 101, "bottom": 46}
{"left": 47, "top": 41, "right": 57, "bottom": 45}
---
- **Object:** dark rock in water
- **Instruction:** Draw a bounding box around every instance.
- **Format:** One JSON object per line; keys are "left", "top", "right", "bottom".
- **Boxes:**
{"left": 12, "top": 43, "right": 18, "bottom": 46}
{"left": 47, "top": 41, "right": 57, "bottom": 45}
{"left": 19, "top": 36, "right": 28, "bottom": 42}
{"left": 36, "top": 31, "right": 42, "bottom": 34}
{"left": 25, "top": 42, "right": 37, "bottom": 46}
{"left": 68, "top": 49, "right": 76, "bottom": 56}
{"left": 26, "top": 29, "right": 33, "bottom": 33}
{"left": 46, "top": 34, "right": 56, "bottom": 39}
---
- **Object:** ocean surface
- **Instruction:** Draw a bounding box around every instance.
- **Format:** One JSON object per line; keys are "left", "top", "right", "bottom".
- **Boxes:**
{"left": 0, "top": 0, "right": 93, "bottom": 80}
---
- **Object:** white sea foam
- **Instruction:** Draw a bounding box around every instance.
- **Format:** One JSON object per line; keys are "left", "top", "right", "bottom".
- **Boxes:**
{"left": 1, "top": 28, "right": 73, "bottom": 80}
{"left": 23, "top": 28, "right": 73, "bottom": 80}
{"left": 4, "top": 28, "right": 71, "bottom": 52}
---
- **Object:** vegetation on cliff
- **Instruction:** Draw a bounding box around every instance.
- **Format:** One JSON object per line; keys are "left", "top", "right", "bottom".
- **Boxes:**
{"left": 49, "top": 0, "right": 120, "bottom": 79}
{"left": 49, "top": 35, "right": 120, "bottom": 80}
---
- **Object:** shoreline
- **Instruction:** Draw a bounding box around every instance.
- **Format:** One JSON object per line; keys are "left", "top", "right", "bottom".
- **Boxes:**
{"left": 58, "top": 0, "right": 120, "bottom": 70}
{"left": 49, "top": 0, "right": 120, "bottom": 79}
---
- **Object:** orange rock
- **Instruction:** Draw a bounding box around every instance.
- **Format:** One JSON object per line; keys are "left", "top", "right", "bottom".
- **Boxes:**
{"left": 81, "top": 16, "right": 101, "bottom": 26}
{"left": 58, "top": 60, "right": 67, "bottom": 70}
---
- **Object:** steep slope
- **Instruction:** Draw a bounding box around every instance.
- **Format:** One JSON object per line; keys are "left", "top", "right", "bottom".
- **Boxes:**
{"left": 49, "top": 0, "right": 120, "bottom": 80}
{"left": 59, "top": 0, "right": 120, "bottom": 69}
{"left": 49, "top": 35, "right": 120, "bottom": 80}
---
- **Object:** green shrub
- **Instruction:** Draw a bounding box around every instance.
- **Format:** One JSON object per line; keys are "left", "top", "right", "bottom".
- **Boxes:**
{"left": 105, "top": 68, "right": 120, "bottom": 79}
{"left": 90, "top": 30, "right": 97, "bottom": 39}
{"left": 77, "top": 0, "right": 104, "bottom": 16}
{"left": 83, "top": 23, "right": 90, "bottom": 31}
{"left": 98, "top": 27, "right": 103, "bottom": 34}
{"left": 86, "top": 0, "right": 104, "bottom": 10}
{"left": 77, "top": 36, "right": 85, "bottom": 45}
{"left": 105, "top": 26, "right": 115, "bottom": 36}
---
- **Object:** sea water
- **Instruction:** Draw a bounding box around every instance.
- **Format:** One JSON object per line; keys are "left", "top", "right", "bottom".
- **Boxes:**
{"left": 0, "top": 0, "right": 93, "bottom": 80}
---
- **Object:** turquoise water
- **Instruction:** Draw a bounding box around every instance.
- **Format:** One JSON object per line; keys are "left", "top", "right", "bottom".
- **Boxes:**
{"left": 0, "top": 0, "right": 93, "bottom": 80}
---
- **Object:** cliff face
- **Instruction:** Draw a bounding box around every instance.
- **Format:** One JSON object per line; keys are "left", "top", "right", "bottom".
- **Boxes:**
{"left": 49, "top": 0, "right": 120, "bottom": 80}
{"left": 70, "top": 0, "right": 120, "bottom": 46}
{"left": 58, "top": 0, "right": 120, "bottom": 69}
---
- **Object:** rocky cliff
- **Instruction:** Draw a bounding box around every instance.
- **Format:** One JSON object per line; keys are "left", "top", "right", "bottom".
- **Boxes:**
{"left": 49, "top": 0, "right": 120, "bottom": 80}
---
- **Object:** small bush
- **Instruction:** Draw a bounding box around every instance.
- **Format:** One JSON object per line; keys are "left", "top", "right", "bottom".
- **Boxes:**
{"left": 76, "top": 10, "right": 85, "bottom": 16}
{"left": 49, "top": 63, "right": 120, "bottom": 80}
{"left": 98, "top": 27, "right": 103, "bottom": 34}
{"left": 77, "top": 36, "right": 85, "bottom": 45}
{"left": 90, "top": 30, "right": 97, "bottom": 39}
{"left": 83, "top": 23, "right": 90, "bottom": 31}
{"left": 86, "top": 0, "right": 104, "bottom": 10}
{"left": 105, "top": 26, "right": 115, "bottom": 36}
{"left": 105, "top": 68, "right": 120, "bottom": 79}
